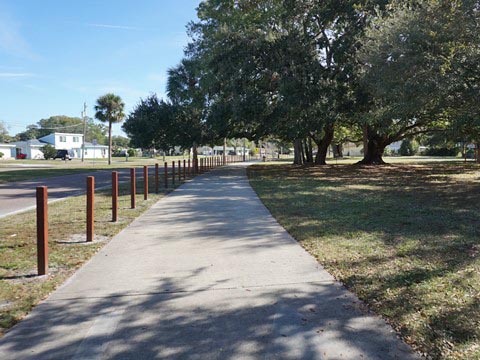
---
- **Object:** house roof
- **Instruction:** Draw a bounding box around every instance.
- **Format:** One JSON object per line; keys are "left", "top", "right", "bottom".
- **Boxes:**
{"left": 47, "top": 132, "right": 83, "bottom": 136}
{"left": 13, "top": 139, "right": 46, "bottom": 147}
{"left": 84, "top": 142, "right": 108, "bottom": 148}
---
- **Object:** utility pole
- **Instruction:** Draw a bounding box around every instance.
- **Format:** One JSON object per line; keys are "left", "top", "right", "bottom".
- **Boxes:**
{"left": 81, "top": 102, "right": 87, "bottom": 163}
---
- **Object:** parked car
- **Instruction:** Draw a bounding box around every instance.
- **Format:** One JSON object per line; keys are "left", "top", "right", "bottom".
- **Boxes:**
{"left": 54, "top": 150, "right": 72, "bottom": 160}
{"left": 16, "top": 153, "right": 27, "bottom": 159}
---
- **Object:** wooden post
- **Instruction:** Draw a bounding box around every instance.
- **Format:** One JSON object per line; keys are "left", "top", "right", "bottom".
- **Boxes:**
{"left": 130, "top": 168, "right": 136, "bottom": 209}
{"left": 183, "top": 159, "right": 186, "bottom": 179}
{"left": 164, "top": 162, "right": 168, "bottom": 189}
{"left": 143, "top": 166, "right": 148, "bottom": 200}
{"left": 155, "top": 163, "right": 159, "bottom": 193}
{"left": 86, "top": 177, "right": 94, "bottom": 242}
{"left": 112, "top": 171, "right": 118, "bottom": 222}
{"left": 178, "top": 160, "right": 181, "bottom": 182}
{"left": 188, "top": 159, "right": 191, "bottom": 176}
{"left": 36, "top": 186, "right": 48, "bottom": 275}
{"left": 172, "top": 161, "right": 175, "bottom": 185}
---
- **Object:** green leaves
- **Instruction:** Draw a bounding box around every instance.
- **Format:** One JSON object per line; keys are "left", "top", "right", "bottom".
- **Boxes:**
{"left": 94, "top": 93, "right": 125, "bottom": 125}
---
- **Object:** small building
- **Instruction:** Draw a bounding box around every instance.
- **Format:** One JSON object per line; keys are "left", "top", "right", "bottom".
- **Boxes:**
{"left": 342, "top": 142, "right": 364, "bottom": 157}
{"left": 13, "top": 133, "right": 108, "bottom": 160}
{"left": 13, "top": 139, "right": 45, "bottom": 159}
{"left": 0, "top": 143, "right": 16, "bottom": 159}
{"left": 81, "top": 142, "right": 108, "bottom": 159}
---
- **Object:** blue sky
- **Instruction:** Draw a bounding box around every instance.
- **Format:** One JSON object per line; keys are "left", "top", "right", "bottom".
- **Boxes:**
{"left": 0, "top": 0, "right": 201, "bottom": 136}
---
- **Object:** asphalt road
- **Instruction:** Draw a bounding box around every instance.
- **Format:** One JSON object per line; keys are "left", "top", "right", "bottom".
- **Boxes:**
{"left": 0, "top": 169, "right": 138, "bottom": 218}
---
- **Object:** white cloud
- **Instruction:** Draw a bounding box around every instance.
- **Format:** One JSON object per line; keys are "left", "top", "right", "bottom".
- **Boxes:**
{"left": 0, "top": 72, "right": 34, "bottom": 78}
{"left": 86, "top": 23, "right": 138, "bottom": 30}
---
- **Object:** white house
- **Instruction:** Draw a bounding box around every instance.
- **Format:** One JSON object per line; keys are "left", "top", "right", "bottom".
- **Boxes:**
{"left": 13, "top": 139, "right": 45, "bottom": 159}
{"left": 13, "top": 133, "right": 108, "bottom": 160}
{"left": 386, "top": 141, "right": 402, "bottom": 153}
{"left": 38, "top": 132, "right": 108, "bottom": 159}
{"left": 0, "top": 143, "right": 15, "bottom": 159}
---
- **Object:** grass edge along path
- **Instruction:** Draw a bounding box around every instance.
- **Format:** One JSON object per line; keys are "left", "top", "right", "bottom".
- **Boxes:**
{"left": 247, "top": 163, "right": 480, "bottom": 360}
{"left": 0, "top": 172, "right": 190, "bottom": 336}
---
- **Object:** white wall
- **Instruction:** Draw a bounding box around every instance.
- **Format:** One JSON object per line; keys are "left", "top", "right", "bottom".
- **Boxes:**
{"left": 39, "top": 133, "right": 84, "bottom": 150}
{"left": 83, "top": 146, "right": 108, "bottom": 159}
{"left": 28, "top": 147, "right": 44, "bottom": 160}
{"left": 0, "top": 145, "right": 15, "bottom": 159}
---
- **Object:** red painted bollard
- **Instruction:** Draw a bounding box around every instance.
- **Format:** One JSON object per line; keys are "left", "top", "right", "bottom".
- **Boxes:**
{"left": 143, "top": 166, "right": 148, "bottom": 200}
{"left": 183, "top": 159, "right": 186, "bottom": 179}
{"left": 164, "top": 162, "right": 168, "bottom": 189}
{"left": 172, "top": 161, "right": 175, "bottom": 185}
{"left": 112, "top": 171, "right": 118, "bottom": 222}
{"left": 87, "top": 177, "right": 94, "bottom": 242}
{"left": 155, "top": 163, "right": 159, "bottom": 194}
{"left": 36, "top": 186, "right": 48, "bottom": 275}
{"left": 130, "top": 168, "right": 136, "bottom": 209}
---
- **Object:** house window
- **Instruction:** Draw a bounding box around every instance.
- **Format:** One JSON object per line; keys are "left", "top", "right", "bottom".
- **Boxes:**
{"left": 59, "top": 136, "right": 67, "bottom": 142}
{"left": 73, "top": 136, "right": 79, "bottom": 142}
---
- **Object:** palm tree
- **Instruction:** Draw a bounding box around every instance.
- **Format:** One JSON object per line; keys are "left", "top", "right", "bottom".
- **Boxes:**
{"left": 94, "top": 93, "right": 125, "bottom": 165}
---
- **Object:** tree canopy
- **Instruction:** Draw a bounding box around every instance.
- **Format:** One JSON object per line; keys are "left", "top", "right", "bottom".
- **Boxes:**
{"left": 95, "top": 93, "right": 125, "bottom": 165}
{"left": 127, "top": 0, "right": 480, "bottom": 165}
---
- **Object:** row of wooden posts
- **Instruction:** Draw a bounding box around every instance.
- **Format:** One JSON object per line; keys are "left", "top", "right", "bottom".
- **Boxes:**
{"left": 35, "top": 155, "right": 248, "bottom": 275}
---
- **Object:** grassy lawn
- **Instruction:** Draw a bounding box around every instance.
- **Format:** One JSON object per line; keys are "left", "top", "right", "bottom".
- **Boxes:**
{"left": 0, "top": 168, "right": 105, "bottom": 184}
{"left": 0, "top": 170, "right": 191, "bottom": 335}
{"left": 248, "top": 162, "right": 480, "bottom": 360}
{"left": 0, "top": 155, "right": 210, "bottom": 183}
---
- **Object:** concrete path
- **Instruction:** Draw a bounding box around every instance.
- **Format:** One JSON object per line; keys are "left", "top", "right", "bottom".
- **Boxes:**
{"left": 0, "top": 164, "right": 418, "bottom": 359}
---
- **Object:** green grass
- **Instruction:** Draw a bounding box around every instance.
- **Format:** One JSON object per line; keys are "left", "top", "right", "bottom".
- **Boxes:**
{"left": 0, "top": 155, "right": 215, "bottom": 183}
{"left": 247, "top": 162, "right": 480, "bottom": 360}
{"left": 0, "top": 168, "right": 105, "bottom": 183}
{"left": 0, "top": 169, "right": 195, "bottom": 335}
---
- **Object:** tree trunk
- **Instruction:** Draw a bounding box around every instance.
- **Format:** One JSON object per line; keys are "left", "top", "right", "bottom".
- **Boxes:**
{"left": 363, "top": 125, "right": 368, "bottom": 156}
{"left": 293, "top": 139, "right": 304, "bottom": 165}
{"left": 304, "top": 138, "right": 313, "bottom": 163}
{"left": 193, "top": 142, "right": 198, "bottom": 173}
{"left": 223, "top": 138, "right": 226, "bottom": 164}
{"left": 300, "top": 140, "right": 306, "bottom": 164}
{"left": 108, "top": 121, "right": 112, "bottom": 165}
{"left": 314, "top": 124, "right": 334, "bottom": 165}
{"left": 333, "top": 144, "right": 343, "bottom": 158}
{"left": 358, "top": 134, "right": 387, "bottom": 165}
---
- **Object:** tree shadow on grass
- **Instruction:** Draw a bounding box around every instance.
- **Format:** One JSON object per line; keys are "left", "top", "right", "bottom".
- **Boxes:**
{"left": 248, "top": 164, "right": 480, "bottom": 357}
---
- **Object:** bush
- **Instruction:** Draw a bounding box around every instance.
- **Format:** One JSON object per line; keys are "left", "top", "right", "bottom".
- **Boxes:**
{"left": 399, "top": 139, "right": 419, "bottom": 156}
{"left": 41, "top": 144, "right": 56, "bottom": 159}
{"left": 127, "top": 148, "right": 136, "bottom": 157}
{"left": 0, "top": 152, "right": 4, "bottom": 158}
{"left": 425, "top": 147, "right": 459, "bottom": 156}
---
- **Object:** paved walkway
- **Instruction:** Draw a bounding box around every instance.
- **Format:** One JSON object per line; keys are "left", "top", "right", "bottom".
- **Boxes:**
{"left": 0, "top": 164, "right": 418, "bottom": 359}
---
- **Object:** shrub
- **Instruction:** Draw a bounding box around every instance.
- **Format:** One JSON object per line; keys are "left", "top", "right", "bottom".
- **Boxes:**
{"left": 425, "top": 147, "right": 459, "bottom": 156}
{"left": 0, "top": 152, "right": 4, "bottom": 158}
{"left": 399, "top": 139, "right": 419, "bottom": 156}
{"left": 127, "top": 148, "right": 136, "bottom": 157}
{"left": 41, "top": 144, "right": 56, "bottom": 159}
